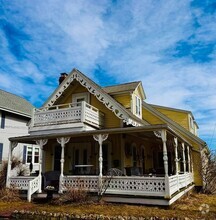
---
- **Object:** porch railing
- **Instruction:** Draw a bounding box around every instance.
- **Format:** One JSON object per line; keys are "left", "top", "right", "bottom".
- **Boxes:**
{"left": 9, "top": 176, "right": 36, "bottom": 190}
{"left": 32, "top": 101, "right": 104, "bottom": 129}
{"left": 168, "top": 172, "right": 193, "bottom": 196}
{"left": 27, "top": 176, "right": 40, "bottom": 202}
{"left": 9, "top": 176, "right": 40, "bottom": 202}
{"left": 61, "top": 175, "right": 99, "bottom": 192}
{"left": 102, "top": 176, "right": 165, "bottom": 196}
{"left": 61, "top": 175, "right": 165, "bottom": 197}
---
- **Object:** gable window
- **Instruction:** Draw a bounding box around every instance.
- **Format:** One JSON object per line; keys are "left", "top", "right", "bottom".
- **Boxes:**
{"left": 0, "top": 143, "right": 3, "bottom": 163}
{"left": 72, "top": 93, "right": 90, "bottom": 105}
{"left": 135, "top": 96, "right": 141, "bottom": 117}
{"left": 1, "top": 111, "right": 5, "bottom": 129}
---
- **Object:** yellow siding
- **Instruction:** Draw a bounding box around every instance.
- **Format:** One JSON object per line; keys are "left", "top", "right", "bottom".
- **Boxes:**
{"left": 91, "top": 94, "right": 121, "bottom": 128}
{"left": 111, "top": 94, "right": 131, "bottom": 109}
{"left": 44, "top": 144, "right": 53, "bottom": 172}
{"left": 192, "top": 150, "right": 203, "bottom": 186}
{"left": 142, "top": 108, "right": 164, "bottom": 124}
{"left": 155, "top": 108, "right": 189, "bottom": 130}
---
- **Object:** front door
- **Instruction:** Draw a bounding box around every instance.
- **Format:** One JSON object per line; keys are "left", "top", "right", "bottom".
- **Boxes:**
{"left": 54, "top": 145, "right": 61, "bottom": 171}
{"left": 73, "top": 143, "right": 91, "bottom": 174}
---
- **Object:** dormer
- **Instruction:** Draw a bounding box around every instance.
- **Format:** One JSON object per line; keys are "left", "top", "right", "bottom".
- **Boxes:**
{"left": 103, "top": 81, "right": 146, "bottom": 119}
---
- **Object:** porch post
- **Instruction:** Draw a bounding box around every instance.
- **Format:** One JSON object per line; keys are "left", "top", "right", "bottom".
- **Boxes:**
{"left": 161, "top": 130, "right": 170, "bottom": 198}
{"left": 182, "top": 143, "right": 186, "bottom": 173}
{"left": 93, "top": 134, "right": 108, "bottom": 195}
{"left": 36, "top": 139, "right": 48, "bottom": 193}
{"left": 57, "top": 137, "right": 70, "bottom": 193}
{"left": 174, "top": 137, "right": 179, "bottom": 191}
{"left": 187, "top": 146, "right": 191, "bottom": 173}
{"left": 6, "top": 141, "right": 18, "bottom": 187}
{"left": 174, "top": 137, "right": 179, "bottom": 175}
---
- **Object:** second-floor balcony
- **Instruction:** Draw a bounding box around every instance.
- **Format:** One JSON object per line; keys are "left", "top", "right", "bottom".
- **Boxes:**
{"left": 30, "top": 102, "right": 105, "bottom": 133}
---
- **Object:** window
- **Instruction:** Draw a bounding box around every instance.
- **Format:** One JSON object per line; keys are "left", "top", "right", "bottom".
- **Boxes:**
{"left": 0, "top": 143, "right": 3, "bottom": 163}
{"left": 27, "top": 147, "right": 33, "bottom": 163}
{"left": 135, "top": 96, "right": 141, "bottom": 117}
{"left": 25, "top": 146, "right": 40, "bottom": 164}
{"left": 34, "top": 148, "right": 39, "bottom": 163}
{"left": 1, "top": 111, "right": 5, "bottom": 129}
{"left": 72, "top": 93, "right": 90, "bottom": 104}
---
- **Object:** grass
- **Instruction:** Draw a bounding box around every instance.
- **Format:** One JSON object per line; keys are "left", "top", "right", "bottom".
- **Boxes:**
{"left": 0, "top": 193, "right": 215, "bottom": 219}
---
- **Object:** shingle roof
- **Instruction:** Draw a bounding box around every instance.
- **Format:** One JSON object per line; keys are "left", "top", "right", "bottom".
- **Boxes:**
{"left": 103, "top": 81, "right": 141, "bottom": 94}
{"left": 0, "top": 89, "right": 34, "bottom": 117}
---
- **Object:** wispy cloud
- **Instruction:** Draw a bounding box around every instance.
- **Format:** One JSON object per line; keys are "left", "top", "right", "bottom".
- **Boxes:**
{"left": 0, "top": 0, "right": 215, "bottom": 149}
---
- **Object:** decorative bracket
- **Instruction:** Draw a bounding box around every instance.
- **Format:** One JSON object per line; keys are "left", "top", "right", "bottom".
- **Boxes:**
{"left": 57, "top": 137, "right": 70, "bottom": 147}
{"left": 36, "top": 139, "right": 48, "bottom": 149}
{"left": 93, "top": 134, "right": 108, "bottom": 145}
{"left": 11, "top": 142, "right": 18, "bottom": 152}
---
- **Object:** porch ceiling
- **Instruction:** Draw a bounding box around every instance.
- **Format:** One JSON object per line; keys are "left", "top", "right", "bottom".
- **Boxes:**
{"left": 9, "top": 124, "right": 169, "bottom": 143}
{"left": 8, "top": 124, "right": 192, "bottom": 147}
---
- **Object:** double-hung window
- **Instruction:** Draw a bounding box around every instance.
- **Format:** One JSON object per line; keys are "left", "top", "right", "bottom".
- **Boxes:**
{"left": 0, "top": 111, "right": 5, "bottom": 129}
{"left": 135, "top": 96, "right": 141, "bottom": 117}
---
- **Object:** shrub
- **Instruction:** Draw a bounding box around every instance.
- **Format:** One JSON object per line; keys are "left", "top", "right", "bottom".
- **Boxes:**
{"left": 0, "top": 187, "right": 20, "bottom": 202}
{"left": 52, "top": 186, "right": 88, "bottom": 205}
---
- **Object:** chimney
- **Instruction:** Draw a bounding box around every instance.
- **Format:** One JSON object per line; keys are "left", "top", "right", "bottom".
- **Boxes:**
{"left": 59, "top": 73, "right": 68, "bottom": 85}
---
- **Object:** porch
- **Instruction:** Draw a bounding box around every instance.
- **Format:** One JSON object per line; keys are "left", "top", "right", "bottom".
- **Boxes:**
{"left": 7, "top": 125, "right": 195, "bottom": 204}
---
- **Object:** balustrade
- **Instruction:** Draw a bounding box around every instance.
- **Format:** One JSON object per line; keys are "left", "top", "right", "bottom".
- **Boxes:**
{"left": 32, "top": 102, "right": 104, "bottom": 129}
{"left": 10, "top": 176, "right": 35, "bottom": 190}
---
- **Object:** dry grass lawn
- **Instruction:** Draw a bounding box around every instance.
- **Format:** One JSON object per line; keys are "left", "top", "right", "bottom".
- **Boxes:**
{"left": 0, "top": 193, "right": 215, "bottom": 219}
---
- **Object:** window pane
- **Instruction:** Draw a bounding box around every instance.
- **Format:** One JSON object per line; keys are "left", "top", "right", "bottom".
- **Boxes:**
{"left": 34, "top": 148, "right": 39, "bottom": 163}
{"left": 27, "top": 147, "right": 33, "bottom": 163}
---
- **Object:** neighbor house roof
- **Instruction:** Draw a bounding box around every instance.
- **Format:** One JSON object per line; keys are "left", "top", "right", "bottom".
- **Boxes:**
{"left": 0, "top": 89, "right": 34, "bottom": 117}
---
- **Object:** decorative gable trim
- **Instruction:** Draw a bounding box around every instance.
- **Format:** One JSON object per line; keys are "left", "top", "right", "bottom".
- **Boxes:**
{"left": 45, "top": 70, "right": 142, "bottom": 126}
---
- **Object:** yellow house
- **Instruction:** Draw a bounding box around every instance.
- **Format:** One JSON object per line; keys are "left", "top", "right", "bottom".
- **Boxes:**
{"left": 6, "top": 68, "right": 207, "bottom": 205}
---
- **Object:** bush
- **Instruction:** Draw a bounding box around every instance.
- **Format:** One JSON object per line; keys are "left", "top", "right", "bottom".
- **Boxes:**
{"left": 52, "top": 187, "right": 88, "bottom": 205}
{"left": 0, "top": 187, "right": 20, "bottom": 202}
{"left": 0, "top": 156, "right": 29, "bottom": 188}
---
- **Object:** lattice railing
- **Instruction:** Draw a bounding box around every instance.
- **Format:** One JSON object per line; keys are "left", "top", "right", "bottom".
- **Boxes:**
{"left": 61, "top": 176, "right": 99, "bottom": 192}
{"left": 102, "top": 176, "right": 165, "bottom": 196}
{"left": 32, "top": 102, "right": 104, "bottom": 128}
{"left": 9, "top": 176, "right": 35, "bottom": 190}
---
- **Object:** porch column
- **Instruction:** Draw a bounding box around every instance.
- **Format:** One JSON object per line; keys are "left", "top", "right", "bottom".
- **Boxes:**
{"left": 174, "top": 137, "right": 179, "bottom": 175}
{"left": 161, "top": 130, "right": 168, "bottom": 176}
{"left": 187, "top": 146, "right": 191, "bottom": 173}
{"left": 174, "top": 137, "right": 179, "bottom": 191}
{"left": 6, "top": 141, "right": 18, "bottom": 187}
{"left": 36, "top": 139, "right": 48, "bottom": 193}
{"left": 93, "top": 134, "right": 108, "bottom": 195}
{"left": 161, "top": 130, "right": 171, "bottom": 198}
{"left": 182, "top": 143, "right": 186, "bottom": 173}
{"left": 57, "top": 137, "right": 70, "bottom": 193}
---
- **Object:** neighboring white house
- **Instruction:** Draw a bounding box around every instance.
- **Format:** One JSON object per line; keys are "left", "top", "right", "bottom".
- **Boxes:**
{"left": 0, "top": 89, "right": 39, "bottom": 173}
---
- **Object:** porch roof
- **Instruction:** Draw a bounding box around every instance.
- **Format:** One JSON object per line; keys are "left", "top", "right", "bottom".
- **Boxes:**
{"left": 9, "top": 124, "right": 192, "bottom": 147}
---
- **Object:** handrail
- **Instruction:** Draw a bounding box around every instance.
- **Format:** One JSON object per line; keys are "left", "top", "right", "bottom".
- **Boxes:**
{"left": 32, "top": 101, "right": 105, "bottom": 128}
{"left": 27, "top": 176, "right": 40, "bottom": 202}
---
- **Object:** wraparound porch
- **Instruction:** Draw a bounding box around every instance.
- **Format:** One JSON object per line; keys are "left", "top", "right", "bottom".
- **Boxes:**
{"left": 7, "top": 125, "right": 195, "bottom": 204}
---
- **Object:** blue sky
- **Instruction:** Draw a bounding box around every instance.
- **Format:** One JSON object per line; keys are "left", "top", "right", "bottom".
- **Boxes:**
{"left": 0, "top": 0, "right": 216, "bottom": 150}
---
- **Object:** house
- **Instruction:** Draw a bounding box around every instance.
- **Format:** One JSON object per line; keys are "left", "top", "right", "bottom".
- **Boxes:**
{"left": 6, "top": 69, "right": 207, "bottom": 205}
{"left": 0, "top": 89, "right": 39, "bottom": 173}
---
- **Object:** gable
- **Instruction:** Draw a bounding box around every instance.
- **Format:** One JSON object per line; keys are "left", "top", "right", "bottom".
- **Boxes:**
{"left": 43, "top": 69, "right": 146, "bottom": 127}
